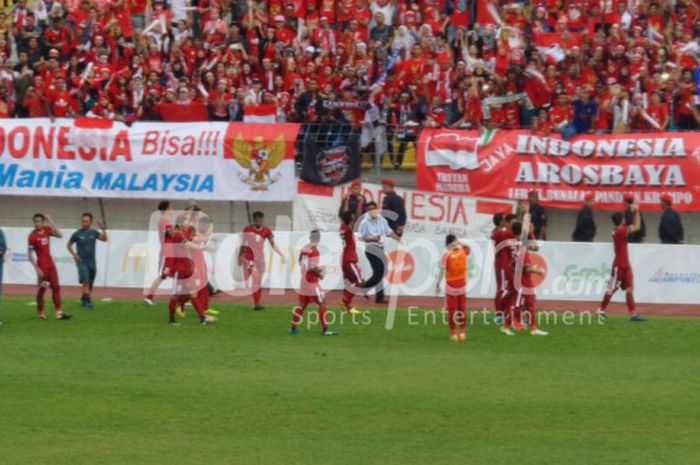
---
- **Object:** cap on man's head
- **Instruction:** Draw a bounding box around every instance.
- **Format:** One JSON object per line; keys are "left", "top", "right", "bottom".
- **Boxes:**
{"left": 274, "top": 15, "right": 285, "bottom": 22}
{"left": 661, "top": 193, "right": 673, "bottom": 204}
{"left": 350, "top": 179, "right": 361, "bottom": 188}
{"left": 381, "top": 178, "right": 395, "bottom": 188}
{"left": 623, "top": 193, "right": 635, "bottom": 202}
{"left": 585, "top": 192, "right": 594, "bottom": 201}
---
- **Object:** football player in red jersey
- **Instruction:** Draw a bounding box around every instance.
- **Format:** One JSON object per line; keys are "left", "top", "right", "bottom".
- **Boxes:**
{"left": 491, "top": 213, "right": 517, "bottom": 323}
{"left": 509, "top": 222, "right": 549, "bottom": 336}
{"left": 339, "top": 210, "right": 363, "bottom": 315}
{"left": 289, "top": 230, "right": 338, "bottom": 336}
{"left": 165, "top": 218, "right": 217, "bottom": 326}
{"left": 184, "top": 214, "right": 219, "bottom": 321}
{"left": 597, "top": 202, "right": 646, "bottom": 321}
{"left": 144, "top": 201, "right": 173, "bottom": 305}
{"left": 28, "top": 213, "right": 71, "bottom": 320}
{"left": 238, "top": 211, "right": 286, "bottom": 311}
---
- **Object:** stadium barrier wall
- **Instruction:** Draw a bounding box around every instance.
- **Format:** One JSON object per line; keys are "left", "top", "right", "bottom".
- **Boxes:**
{"left": 3, "top": 227, "right": 699, "bottom": 305}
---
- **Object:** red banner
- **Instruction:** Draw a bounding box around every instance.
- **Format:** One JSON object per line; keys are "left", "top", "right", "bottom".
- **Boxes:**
{"left": 416, "top": 129, "right": 700, "bottom": 211}
{"left": 158, "top": 103, "right": 209, "bottom": 122}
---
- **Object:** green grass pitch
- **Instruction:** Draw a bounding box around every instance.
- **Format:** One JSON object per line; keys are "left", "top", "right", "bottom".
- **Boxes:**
{"left": 0, "top": 296, "right": 698, "bottom": 465}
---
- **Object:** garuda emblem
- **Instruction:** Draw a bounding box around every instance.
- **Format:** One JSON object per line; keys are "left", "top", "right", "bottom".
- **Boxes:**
{"left": 231, "top": 134, "right": 286, "bottom": 190}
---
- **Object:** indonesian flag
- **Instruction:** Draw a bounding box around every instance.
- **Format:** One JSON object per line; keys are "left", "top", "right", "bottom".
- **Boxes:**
{"left": 243, "top": 103, "right": 278, "bottom": 123}
{"left": 541, "top": 45, "right": 567, "bottom": 63}
{"left": 477, "top": 1, "right": 503, "bottom": 25}
{"left": 424, "top": 132, "right": 490, "bottom": 170}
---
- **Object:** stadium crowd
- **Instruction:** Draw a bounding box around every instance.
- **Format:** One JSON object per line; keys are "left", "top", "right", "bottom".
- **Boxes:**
{"left": 0, "top": 0, "right": 699, "bottom": 135}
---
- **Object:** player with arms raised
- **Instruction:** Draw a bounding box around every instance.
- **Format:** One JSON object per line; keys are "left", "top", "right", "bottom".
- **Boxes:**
{"left": 597, "top": 202, "right": 646, "bottom": 321}
{"left": 28, "top": 213, "right": 71, "bottom": 320}
{"left": 289, "top": 230, "right": 339, "bottom": 336}
{"left": 239, "top": 211, "right": 286, "bottom": 311}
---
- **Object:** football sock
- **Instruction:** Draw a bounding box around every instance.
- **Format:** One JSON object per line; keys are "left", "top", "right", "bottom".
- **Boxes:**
{"left": 626, "top": 293, "right": 636, "bottom": 314}
{"left": 291, "top": 306, "right": 304, "bottom": 329}
{"left": 37, "top": 286, "right": 46, "bottom": 313}
{"left": 600, "top": 291, "right": 613, "bottom": 312}
{"left": 319, "top": 305, "right": 329, "bottom": 330}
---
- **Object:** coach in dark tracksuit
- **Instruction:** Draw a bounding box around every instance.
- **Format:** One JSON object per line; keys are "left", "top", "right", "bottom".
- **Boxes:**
{"left": 572, "top": 193, "right": 596, "bottom": 242}
{"left": 358, "top": 202, "right": 401, "bottom": 304}
{"left": 380, "top": 178, "right": 406, "bottom": 236}
{"left": 658, "top": 194, "right": 684, "bottom": 244}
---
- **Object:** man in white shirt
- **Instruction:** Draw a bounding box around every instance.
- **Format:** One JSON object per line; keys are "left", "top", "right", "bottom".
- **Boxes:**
{"left": 358, "top": 201, "right": 401, "bottom": 304}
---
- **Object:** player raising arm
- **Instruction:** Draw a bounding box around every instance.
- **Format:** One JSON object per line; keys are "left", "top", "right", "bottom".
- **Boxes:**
{"left": 28, "top": 213, "right": 70, "bottom": 320}
{"left": 597, "top": 203, "right": 646, "bottom": 321}
{"left": 67, "top": 213, "right": 108, "bottom": 310}
{"left": 239, "top": 211, "right": 286, "bottom": 311}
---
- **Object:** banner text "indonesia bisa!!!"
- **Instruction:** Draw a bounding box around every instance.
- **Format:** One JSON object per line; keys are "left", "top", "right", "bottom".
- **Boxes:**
{"left": 0, "top": 118, "right": 300, "bottom": 201}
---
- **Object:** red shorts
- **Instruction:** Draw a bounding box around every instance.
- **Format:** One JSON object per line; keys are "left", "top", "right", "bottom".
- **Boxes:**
{"left": 162, "top": 258, "right": 194, "bottom": 280}
{"left": 342, "top": 262, "right": 363, "bottom": 285}
{"left": 515, "top": 291, "right": 536, "bottom": 311}
{"left": 445, "top": 279, "right": 466, "bottom": 312}
{"left": 298, "top": 286, "right": 324, "bottom": 306}
{"left": 38, "top": 263, "right": 60, "bottom": 287}
{"left": 609, "top": 266, "right": 634, "bottom": 291}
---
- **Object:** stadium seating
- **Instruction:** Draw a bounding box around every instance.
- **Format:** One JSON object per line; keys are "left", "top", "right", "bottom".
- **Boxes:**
{"left": 0, "top": 0, "right": 699, "bottom": 136}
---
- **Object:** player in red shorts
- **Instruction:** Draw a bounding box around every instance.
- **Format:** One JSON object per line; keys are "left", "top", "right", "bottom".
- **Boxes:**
{"left": 165, "top": 219, "right": 216, "bottom": 325}
{"left": 435, "top": 234, "right": 470, "bottom": 342}
{"left": 185, "top": 214, "right": 219, "bottom": 320}
{"left": 239, "top": 211, "right": 286, "bottom": 311}
{"left": 289, "top": 230, "right": 339, "bottom": 336}
{"left": 28, "top": 213, "right": 71, "bottom": 320}
{"left": 491, "top": 213, "right": 517, "bottom": 323}
{"left": 144, "top": 201, "right": 172, "bottom": 305}
{"left": 511, "top": 233, "right": 548, "bottom": 336}
{"left": 597, "top": 202, "right": 646, "bottom": 321}
{"left": 339, "top": 210, "right": 363, "bottom": 315}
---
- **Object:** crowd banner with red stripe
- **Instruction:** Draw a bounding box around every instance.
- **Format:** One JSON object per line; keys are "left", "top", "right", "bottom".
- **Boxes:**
{"left": 0, "top": 118, "right": 300, "bottom": 201}
{"left": 416, "top": 129, "right": 700, "bottom": 212}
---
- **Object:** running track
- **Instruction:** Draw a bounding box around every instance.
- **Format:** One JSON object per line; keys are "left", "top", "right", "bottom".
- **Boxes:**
{"left": 4, "top": 285, "right": 699, "bottom": 317}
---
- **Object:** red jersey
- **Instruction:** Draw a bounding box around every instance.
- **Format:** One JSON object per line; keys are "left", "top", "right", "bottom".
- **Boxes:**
{"left": 491, "top": 228, "right": 515, "bottom": 269}
{"left": 299, "top": 244, "right": 321, "bottom": 291}
{"left": 28, "top": 226, "right": 55, "bottom": 267}
{"left": 613, "top": 225, "right": 630, "bottom": 268}
{"left": 166, "top": 228, "right": 194, "bottom": 276}
{"left": 521, "top": 250, "right": 538, "bottom": 288}
{"left": 340, "top": 222, "right": 358, "bottom": 264}
{"left": 158, "top": 215, "right": 172, "bottom": 246}
{"left": 242, "top": 225, "right": 273, "bottom": 263}
{"left": 48, "top": 90, "right": 77, "bottom": 117}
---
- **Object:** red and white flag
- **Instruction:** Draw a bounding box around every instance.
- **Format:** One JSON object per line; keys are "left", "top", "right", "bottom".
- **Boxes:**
{"left": 243, "top": 104, "right": 278, "bottom": 123}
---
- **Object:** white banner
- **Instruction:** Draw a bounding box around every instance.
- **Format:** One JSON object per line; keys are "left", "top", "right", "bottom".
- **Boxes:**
{"left": 0, "top": 118, "right": 301, "bottom": 201}
{"left": 3, "top": 227, "right": 699, "bottom": 305}
{"left": 293, "top": 181, "right": 516, "bottom": 239}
